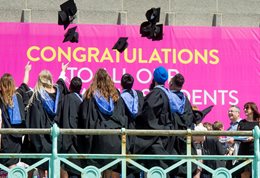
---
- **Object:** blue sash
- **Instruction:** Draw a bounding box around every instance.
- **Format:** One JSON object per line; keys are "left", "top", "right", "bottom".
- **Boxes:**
{"left": 7, "top": 94, "right": 22, "bottom": 125}
{"left": 40, "top": 87, "right": 60, "bottom": 117}
{"left": 93, "top": 90, "right": 114, "bottom": 116}
{"left": 121, "top": 89, "right": 138, "bottom": 119}
{"left": 155, "top": 85, "right": 186, "bottom": 114}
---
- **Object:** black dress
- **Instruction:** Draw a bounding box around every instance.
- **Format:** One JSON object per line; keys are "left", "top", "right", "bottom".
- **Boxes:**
{"left": 238, "top": 119, "right": 259, "bottom": 156}
{"left": 237, "top": 119, "right": 259, "bottom": 173}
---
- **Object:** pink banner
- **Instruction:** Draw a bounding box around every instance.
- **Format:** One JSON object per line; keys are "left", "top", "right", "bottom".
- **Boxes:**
{"left": 0, "top": 22, "right": 260, "bottom": 128}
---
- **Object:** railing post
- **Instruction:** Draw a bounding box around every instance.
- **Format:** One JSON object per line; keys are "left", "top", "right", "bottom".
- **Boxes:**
{"left": 253, "top": 126, "right": 260, "bottom": 178}
{"left": 50, "top": 124, "right": 60, "bottom": 178}
{"left": 121, "top": 128, "right": 127, "bottom": 178}
{"left": 187, "top": 129, "right": 192, "bottom": 178}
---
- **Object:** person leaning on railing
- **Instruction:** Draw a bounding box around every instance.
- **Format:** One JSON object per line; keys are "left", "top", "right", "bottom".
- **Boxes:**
{"left": 201, "top": 121, "right": 226, "bottom": 178}
{"left": 236, "top": 102, "right": 260, "bottom": 178}
{"left": 225, "top": 105, "right": 242, "bottom": 178}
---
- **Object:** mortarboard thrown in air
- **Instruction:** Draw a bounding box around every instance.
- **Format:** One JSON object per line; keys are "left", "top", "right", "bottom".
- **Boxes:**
{"left": 112, "top": 37, "right": 128, "bottom": 53}
{"left": 63, "top": 26, "right": 78, "bottom": 43}
{"left": 58, "top": 0, "right": 77, "bottom": 30}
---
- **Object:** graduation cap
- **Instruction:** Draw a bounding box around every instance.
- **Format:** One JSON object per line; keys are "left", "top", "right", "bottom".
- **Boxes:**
{"left": 63, "top": 26, "right": 78, "bottom": 43}
{"left": 112, "top": 37, "right": 128, "bottom": 53}
{"left": 58, "top": 0, "right": 77, "bottom": 29}
{"left": 140, "top": 22, "right": 163, "bottom": 41}
{"left": 193, "top": 105, "right": 214, "bottom": 124}
{"left": 140, "top": 21, "right": 152, "bottom": 37}
{"left": 151, "top": 24, "right": 163, "bottom": 41}
{"left": 140, "top": 7, "right": 163, "bottom": 41}
{"left": 145, "top": 7, "right": 161, "bottom": 24}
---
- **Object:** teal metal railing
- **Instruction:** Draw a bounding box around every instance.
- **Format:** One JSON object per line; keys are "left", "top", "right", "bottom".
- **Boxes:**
{"left": 0, "top": 124, "right": 259, "bottom": 178}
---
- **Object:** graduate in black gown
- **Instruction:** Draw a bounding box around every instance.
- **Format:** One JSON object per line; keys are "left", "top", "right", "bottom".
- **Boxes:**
{"left": 60, "top": 75, "right": 83, "bottom": 177}
{"left": 25, "top": 68, "right": 68, "bottom": 177}
{"left": 78, "top": 68, "right": 128, "bottom": 178}
{"left": 120, "top": 73, "right": 144, "bottom": 151}
{"left": 0, "top": 63, "right": 32, "bottom": 168}
{"left": 120, "top": 73, "right": 144, "bottom": 178}
{"left": 169, "top": 73, "right": 209, "bottom": 176}
{"left": 133, "top": 66, "right": 181, "bottom": 176}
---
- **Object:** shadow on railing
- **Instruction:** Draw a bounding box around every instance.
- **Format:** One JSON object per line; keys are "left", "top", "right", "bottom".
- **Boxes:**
{"left": 0, "top": 124, "right": 259, "bottom": 178}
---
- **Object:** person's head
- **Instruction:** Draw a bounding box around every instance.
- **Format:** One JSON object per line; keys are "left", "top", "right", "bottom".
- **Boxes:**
{"left": 228, "top": 105, "right": 240, "bottom": 123}
{"left": 153, "top": 66, "right": 168, "bottom": 85}
{"left": 193, "top": 123, "right": 207, "bottom": 143}
{"left": 203, "top": 122, "right": 213, "bottom": 131}
{"left": 0, "top": 73, "right": 16, "bottom": 106}
{"left": 27, "top": 70, "right": 55, "bottom": 107}
{"left": 85, "top": 68, "right": 119, "bottom": 102}
{"left": 192, "top": 105, "right": 199, "bottom": 111}
{"left": 243, "top": 102, "right": 260, "bottom": 121}
{"left": 169, "top": 73, "right": 185, "bottom": 91}
{"left": 212, "top": 121, "right": 224, "bottom": 131}
{"left": 69, "top": 76, "right": 82, "bottom": 94}
{"left": 35, "top": 70, "right": 53, "bottom": 90}
{"left": 121, "top": 73, "right": 134, "bottom": 90}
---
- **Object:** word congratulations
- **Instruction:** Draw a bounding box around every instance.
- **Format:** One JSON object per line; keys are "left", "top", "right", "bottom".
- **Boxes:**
{"left": 27, "top": 46, "right": 220, "bottom": 65}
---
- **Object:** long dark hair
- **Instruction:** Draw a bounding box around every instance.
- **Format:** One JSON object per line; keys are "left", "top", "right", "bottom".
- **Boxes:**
{"left": 0, "top": 73, "right": 16, "bottom": 107}
{"left": 84, "top": 68, "right": 119, "bottom": 102}
{"left": 244, "top": 102, "right": 260, "bottom": 121}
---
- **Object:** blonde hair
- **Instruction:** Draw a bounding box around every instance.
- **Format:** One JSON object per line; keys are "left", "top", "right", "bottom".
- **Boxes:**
{"left": 28, "top": 70, "right": 54, "bottom": 106}
{"left": 84, "top": 68, "right": 119, "bottom": 102}
{"left": 0, "top": 73, "right": 16, "bottom": 107}
{"left": 35, "top": 70, "right": 53, "bottom": 91}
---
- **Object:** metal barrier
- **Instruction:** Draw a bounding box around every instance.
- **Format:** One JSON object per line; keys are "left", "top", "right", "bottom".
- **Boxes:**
{"left": 0, "top": 124, "right": 259, "bottom": 178}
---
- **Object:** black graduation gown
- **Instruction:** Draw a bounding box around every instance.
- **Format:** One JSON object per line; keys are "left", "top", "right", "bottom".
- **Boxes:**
{"left": 60, "top": 92, "right": 82, "bottom": 174}
{"left": 171, "top": 96, "right": 198, "bottom": 176}
{"left": 122, "top": 90, "right": 144, "bottom": 153}
{"left": 16, "top": 83, "right": 33, "bottom": 107}
{"left": 133, "top": 88, "right": 177, "bottom": 171}
{"left": 78, "top": 96, "right": 128, "bottom": 171}
{"left": 172, "top": 96, "right": 194, "bottom": 130}
{"left": 0, "top": 86, "right": 27, "bottom": 167}
{"left": 56, "top": 78, "right": 70, "bottom": 96}
{"left": 24, "top": 86, "right": 64, "bottom": 169}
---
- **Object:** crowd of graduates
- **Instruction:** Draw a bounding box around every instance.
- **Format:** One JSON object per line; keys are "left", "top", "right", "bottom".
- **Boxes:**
{"left": 0, "top": 63, "right": 259, "bottom": 178}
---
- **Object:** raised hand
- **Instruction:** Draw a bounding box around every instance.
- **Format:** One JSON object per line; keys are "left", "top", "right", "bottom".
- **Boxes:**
{"left": 25, "top": 61, "right": 32, "bottom": 72}
{"left": 62, "top": 62, "right": 70, "bottom": 72}
{"left": 23, "top": 62, "right": 32, "bottom": 84}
